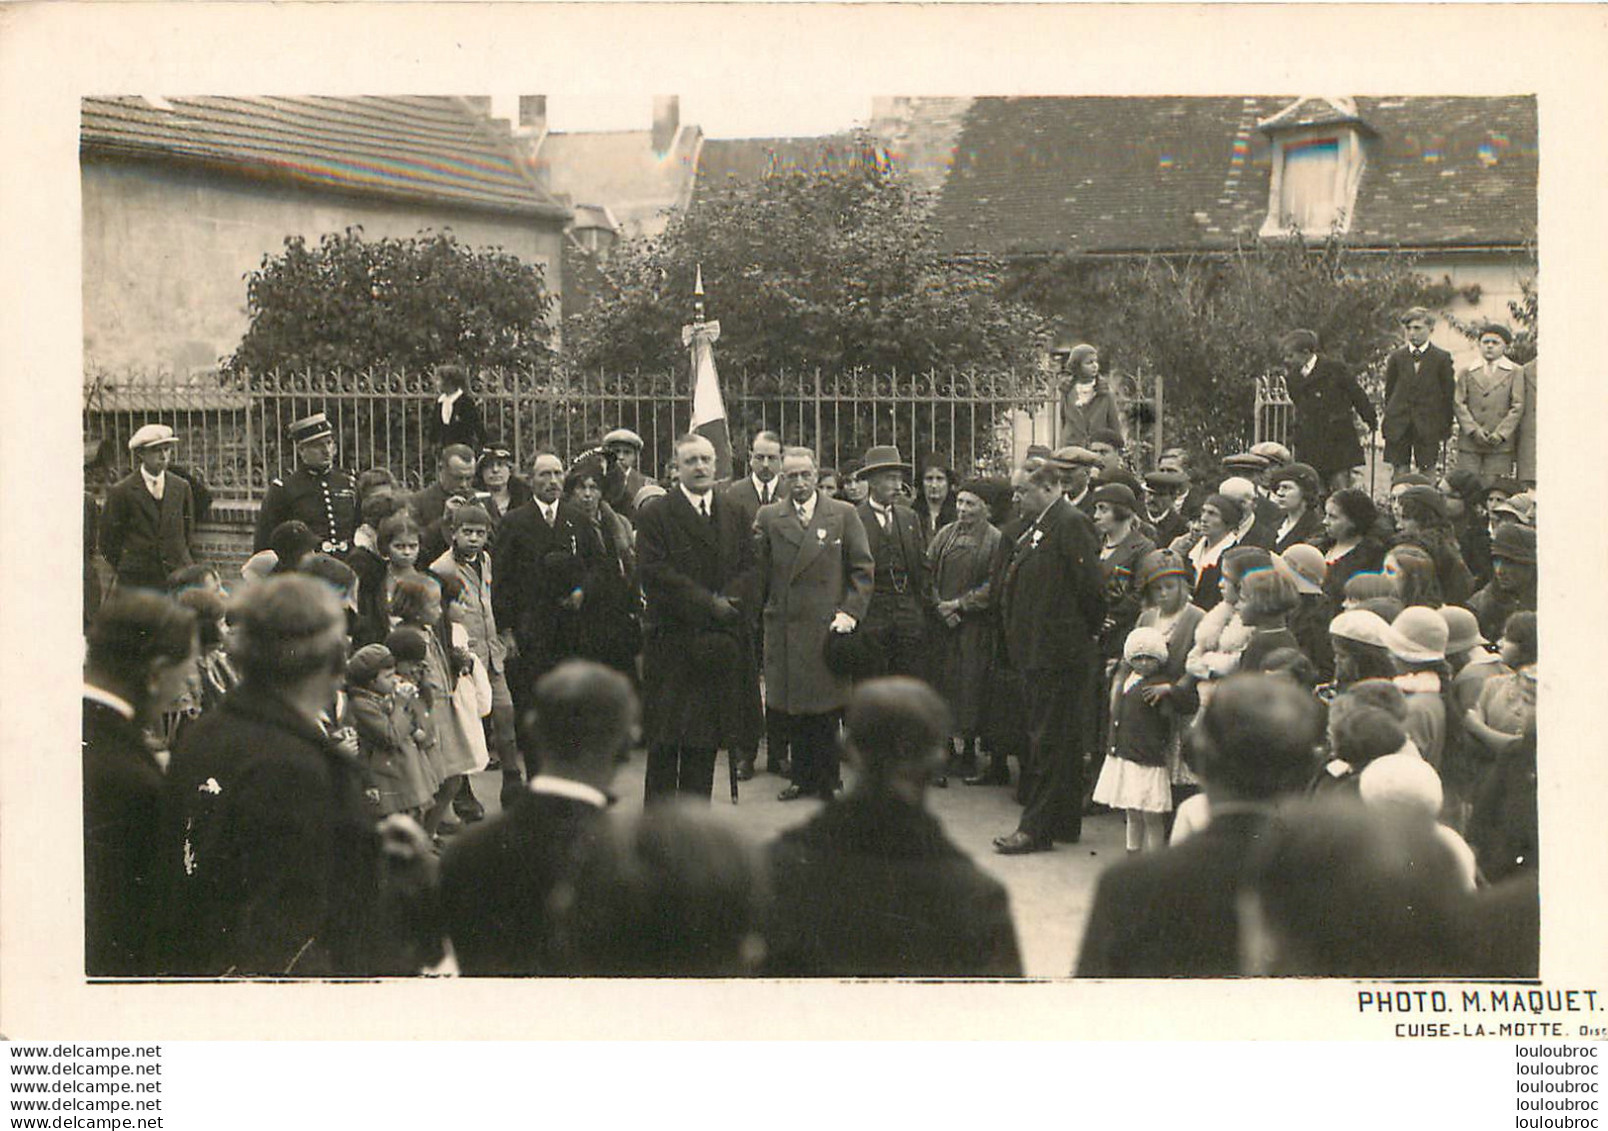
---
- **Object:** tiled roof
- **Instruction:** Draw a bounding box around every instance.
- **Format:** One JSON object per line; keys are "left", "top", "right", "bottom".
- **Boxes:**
{"left": 533, "top": 127, "right": 702, "bottom": 239}
{"left": 80, "top": 96, "right": 570, "bottom": 220}
{"left": 692, "top": 134, "right": 866, "bottom": 203}
{"left": 927, "top": 96, "right": 1536, "bottom": 256}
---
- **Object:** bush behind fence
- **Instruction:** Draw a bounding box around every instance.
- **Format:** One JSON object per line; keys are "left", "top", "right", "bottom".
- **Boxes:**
{"left": 83, "top": 365, "right": 1063, "bottom": 499}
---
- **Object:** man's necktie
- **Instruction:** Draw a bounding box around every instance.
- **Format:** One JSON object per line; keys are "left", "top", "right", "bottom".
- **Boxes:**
{"left": 761, "top": 483, "right": 772, "bottom": 505}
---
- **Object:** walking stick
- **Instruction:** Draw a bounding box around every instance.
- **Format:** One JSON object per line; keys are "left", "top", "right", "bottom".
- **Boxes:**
{"left": 728, "top": 747, "right": 740, "bottom": 804}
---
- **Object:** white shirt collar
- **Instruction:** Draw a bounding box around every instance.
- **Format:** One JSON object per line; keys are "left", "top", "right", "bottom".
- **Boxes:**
{"left": 140, "top": 466, "right": 166, "bottom": 496}
{"left": 539, "top": 498, "right": 558, "bottom": 523}
{"left": 528, "top": 774, "right": 608, "bottom": 809}
{"left": 84, "top": 684, "right": 136, "bottom": 721}
{"left": 794, "top": 491, "right": 817, "bottom": 524}
{"left": 1236, "top": 511, "right": 1257, "bottom": 536}
{"left": 680, "top": 483, "right": 713, "bottom": 513}
{"left": 438, "top": 388, "right": 463, "bottom": 405}
{"left": 1301, "top": 353, "right": 1317, "bottom": 377}
{"left": 753, "top": 474, "right": 776, "bottom": 502}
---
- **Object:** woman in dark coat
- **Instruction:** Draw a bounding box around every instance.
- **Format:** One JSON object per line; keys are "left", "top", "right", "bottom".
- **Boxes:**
{"left": 1392, "top": 486, "right": 1475, "bottom": 607}
{"left": 1267, "top": 462, "right": 1326, "bottom": 554}
{"left": 1091, "top": 483, "right": 1157, "bottom": 661}
{"left": 1320, "top": 488, "right": 1387, "bottom": 617}
{"left": 1441, "top": 469, "right": 1493, "bottom": 590}
{"left": 563, "top": 458, "right": 643, "bottom": 683}
{"left": 973, "top": 477, "right": 1028, "bottom": 788}
{"left": 925, "top": 480, "right": 1001, "bottom": 773}
{"left": 1185, "top": 494, "right": 1243, "bottom": 613}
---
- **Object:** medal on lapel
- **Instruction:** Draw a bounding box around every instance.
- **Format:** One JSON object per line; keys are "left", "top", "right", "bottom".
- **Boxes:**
{"left": 1030, "top": 529, "right": 1044, "bottom": 549}
{"left": 817, "top": 528, "right": 827, "bottom": 542}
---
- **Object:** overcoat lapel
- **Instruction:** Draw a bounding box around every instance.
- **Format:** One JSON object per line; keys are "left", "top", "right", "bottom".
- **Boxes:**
{"left": 788, "top": 499, "right": 833, "bottom": 583}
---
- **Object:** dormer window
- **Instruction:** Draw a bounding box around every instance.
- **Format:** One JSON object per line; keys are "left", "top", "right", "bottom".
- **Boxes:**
{"left": 1258, "top": 97, "right": 1373, "bottom": 238}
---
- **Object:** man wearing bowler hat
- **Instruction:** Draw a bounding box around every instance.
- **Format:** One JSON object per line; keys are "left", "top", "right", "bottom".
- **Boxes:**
{"left": 98, "top": 424, "right": 196, "bottom": 591}
{"left": 853, "top": 448, "right": 928, "bottom": 673}
{"left": 254, "top": 412, "right": 358, "bottom": 557}
{"left": 1142, "top": 469, "right": 1191, "bottom": 548}
{"left": 754, "top": 447, "right": 874, "bottom": 802}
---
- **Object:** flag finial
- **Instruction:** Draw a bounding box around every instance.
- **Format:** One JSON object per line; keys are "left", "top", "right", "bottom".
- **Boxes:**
{"left": 693, "top": 263, "right": 706, "bottom": 323}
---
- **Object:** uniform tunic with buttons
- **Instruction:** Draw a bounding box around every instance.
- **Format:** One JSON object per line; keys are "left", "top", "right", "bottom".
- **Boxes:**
{"left": 254, "top": 465, "right": 360, "bottom": 554}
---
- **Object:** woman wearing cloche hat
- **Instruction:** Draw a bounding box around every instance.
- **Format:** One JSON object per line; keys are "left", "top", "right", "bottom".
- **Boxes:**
{"left": 1382, "top": 606, "right": 1452, "bottom": 772}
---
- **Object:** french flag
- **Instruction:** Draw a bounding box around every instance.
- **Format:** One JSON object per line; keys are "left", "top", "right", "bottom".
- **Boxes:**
{"left": 685, "top": 266, "right": 732, "bottom": 479}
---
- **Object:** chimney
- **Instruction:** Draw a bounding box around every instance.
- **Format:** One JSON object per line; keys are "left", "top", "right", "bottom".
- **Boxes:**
{"left": 651, "top": 95, "right": 679, "bottom": 154}
{"left": 519, "top": 95, "right": 548, "bottom": 134}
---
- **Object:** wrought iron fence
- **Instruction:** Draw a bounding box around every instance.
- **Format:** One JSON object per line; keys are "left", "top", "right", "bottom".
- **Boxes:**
{"left": 1253, "top": 371, "right": 1292, "bottom": 449}
{"left": 83, "top": 365, "right": 1065, "bottom": 499}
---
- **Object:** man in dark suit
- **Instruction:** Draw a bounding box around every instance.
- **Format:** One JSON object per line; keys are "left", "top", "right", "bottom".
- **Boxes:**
{"left": 440, "top": 660, "right": 635, "bottom": 976}
{"left": 993, "top": 457, "right": 1107, "bottom": 853}
{"left": 98, "top": 424, "right": 196, "bottom": 591}
{"left": 853, "top": 445, "right": 927, "bottom": 679}
{"left": 490, "top": 452, "right": 586, "bottom": 801}
{"left": 408, "top": 443, "right": 479, "bottom": 531}
{"left": 1381, "top": 307, "right": 1456, "bottom": 480}
{"left": 723, "top": 430, "right": 785, "bottom": 781}
{"left": 1281, "top": 328, "right": 1378, "bottom": 492}
{"left": 755, "top": 446, "right": 875, "bottom": 801}
{"left": 1075, "top": 674, "right": 1322, "bottom": 977}
{"left": 636, "top": 434, "right": 762, "bottom": 803}
{"left": 764, "top": 678, "right": 1022, "bottom": 976}
{"left": 83, "top": 592, "right": 198, "bottom": 975}
{"left": 158, "top": 576, "right": 431, "bottom": 976}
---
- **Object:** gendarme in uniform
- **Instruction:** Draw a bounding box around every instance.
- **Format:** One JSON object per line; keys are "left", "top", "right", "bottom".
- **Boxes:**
{"left": 253, "top": 412, "right": 358, "bottom": 555}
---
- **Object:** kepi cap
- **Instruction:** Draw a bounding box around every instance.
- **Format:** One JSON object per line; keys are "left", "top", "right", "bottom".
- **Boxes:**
{"left": 288, "top": 412, "right": 334, "bottom": 445}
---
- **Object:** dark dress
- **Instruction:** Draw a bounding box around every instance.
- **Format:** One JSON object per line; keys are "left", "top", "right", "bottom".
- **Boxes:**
{"left": 1320, "top": 536, "right": 1387, "bottom": 614}
{"left": 764, "top": 792, "right": 1022, "bottom": 977}
{"left": 567, "top": 507, "right": 642, "bottom": 681}
{"left": 925, "top": 519, "right": 1001, "bottom": 737}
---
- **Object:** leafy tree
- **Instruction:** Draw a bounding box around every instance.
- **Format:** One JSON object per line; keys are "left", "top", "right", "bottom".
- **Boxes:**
{"left": 1003, "top": 232, "right": 1465, "bottom": 465}
{"left": 565, "top": 132, "right": 1052, "bottom": 465}
{"left": 224, "top": 227, "right": 557, "bottom": 376}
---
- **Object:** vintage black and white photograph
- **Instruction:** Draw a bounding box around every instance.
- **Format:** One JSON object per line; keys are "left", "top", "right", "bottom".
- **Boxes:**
{"left": 74, "top": 85, "right": 1542, "bottom": 981}
{"left": 3, "top": 3, "right": 1605, "bottom": 1049}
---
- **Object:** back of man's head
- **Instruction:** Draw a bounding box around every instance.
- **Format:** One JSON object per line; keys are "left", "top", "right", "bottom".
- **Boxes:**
{"left": 1243, "top": 799, "right": 1465, "bottom": 977}
{"left": 227, "top": 574, "right": 347, "bottom": 689}
{"left": 843, "top": 677, "right": 952, "bottom": 789}
{"left": 1191, "top": 673, "right": 1322, "bottom": 802}
{"left": 87, "top": 591, "right": 197, "bottom": 702}
{"left": 550, "top": 803, "right": 762, "bottom": 977}
{"left": 532, "top": 660, "right": 638, "bottom": 771}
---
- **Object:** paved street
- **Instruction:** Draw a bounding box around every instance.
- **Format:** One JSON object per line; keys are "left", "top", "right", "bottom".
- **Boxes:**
{"left": 457, "top": 752, "right": 1127, "bottom": 978}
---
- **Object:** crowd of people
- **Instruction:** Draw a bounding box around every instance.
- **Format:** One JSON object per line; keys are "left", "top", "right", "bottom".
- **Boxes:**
{"left": 82, "top": 317, "right": 1540, "bottom": 979}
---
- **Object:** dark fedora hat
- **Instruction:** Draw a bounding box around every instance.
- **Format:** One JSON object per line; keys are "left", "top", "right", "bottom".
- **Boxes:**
{"left": 855, "top": 445, "right": 909, "bottom": 480}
